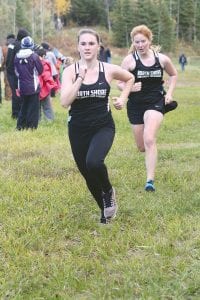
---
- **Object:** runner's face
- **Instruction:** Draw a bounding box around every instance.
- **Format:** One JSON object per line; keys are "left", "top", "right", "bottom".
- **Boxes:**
{"left": 132, "top": 33, "right": 150, "bottom": 54}
{"left": 78, "top": 33, "right": 99, "bottom": 60}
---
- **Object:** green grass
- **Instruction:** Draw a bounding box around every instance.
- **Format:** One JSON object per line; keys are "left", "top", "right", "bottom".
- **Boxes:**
{"left": 0, "top": 61, "right": 200, "bottom": 299}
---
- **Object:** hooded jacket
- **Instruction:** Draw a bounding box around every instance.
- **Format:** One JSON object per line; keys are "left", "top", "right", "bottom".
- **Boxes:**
{"left": 14, "top": 49, "right": 43, "bottom": 95}
{"left": 39, "top": 59, "right": 59, "bottom": 100}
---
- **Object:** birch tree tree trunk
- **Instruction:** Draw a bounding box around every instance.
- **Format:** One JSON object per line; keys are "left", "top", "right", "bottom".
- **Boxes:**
{"left": 176, "top": 0, "right": 180, "bottom": 39}
{"left": 40, "top": 0, "right": 44, "bottom": 40}
{"left": 104, "top": 0, "right": 111, "bottom": 32}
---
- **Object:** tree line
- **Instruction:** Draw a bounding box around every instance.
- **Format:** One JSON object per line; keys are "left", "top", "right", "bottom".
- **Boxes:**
{"left": 0, "top": 0, "right": 200, "bottom": 52}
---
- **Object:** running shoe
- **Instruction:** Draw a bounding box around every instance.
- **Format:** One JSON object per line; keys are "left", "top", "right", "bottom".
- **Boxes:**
{"left": 145, "top": 180, "right": 155, "bottom": 192}
{"left": 103, "top": 187, "right": 118, "bottom": 219}
{"left": 100, "top": 216, "right": 111, "bottom": 224}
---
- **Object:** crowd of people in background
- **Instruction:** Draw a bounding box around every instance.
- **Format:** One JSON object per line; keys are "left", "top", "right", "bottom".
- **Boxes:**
{"left": 0, "top": 27, "right": 115, "bottom": 130}
{"left": 0, "top": 28, "right": 73, "bottom": 129}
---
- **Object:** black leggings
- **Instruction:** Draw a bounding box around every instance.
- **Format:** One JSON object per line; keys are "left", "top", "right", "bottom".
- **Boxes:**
{"left": 7, "top": 72, "right": 22, "bottom": 118}
{"left": 68, "top": 121, "right": 115, "bottom": 210}
{"left": 17, "top": 93, "right": 40, "bottom": 130}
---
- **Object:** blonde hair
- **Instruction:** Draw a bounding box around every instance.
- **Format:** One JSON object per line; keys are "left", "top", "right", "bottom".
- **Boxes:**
{"left": 77, "top": 28, "right": 100, "bottom": 44}
{"left": 128, "top": 24, "right": 161, "bottom": 54}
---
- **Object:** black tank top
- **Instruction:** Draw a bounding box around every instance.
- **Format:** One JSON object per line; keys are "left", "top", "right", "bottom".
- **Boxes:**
{"left": 128, "top": 51, "right": 165, "bottom": 106}
{"left": 68, "top": 62, "right": 112, "bottom": 127}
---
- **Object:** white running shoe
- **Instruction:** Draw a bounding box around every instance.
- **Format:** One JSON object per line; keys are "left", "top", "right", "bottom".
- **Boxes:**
{"left": 103, "top": 188, "right": 118, "bottom": 219}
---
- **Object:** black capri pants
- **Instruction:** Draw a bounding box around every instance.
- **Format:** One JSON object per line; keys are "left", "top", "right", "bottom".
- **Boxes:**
{"left": 68, "top": 119, "right": 115, "bottom": 210}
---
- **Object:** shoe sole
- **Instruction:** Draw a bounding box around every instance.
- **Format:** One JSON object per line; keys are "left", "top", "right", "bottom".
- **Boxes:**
{"left": 145, "top": 187, "right": 155, "bottom": 192}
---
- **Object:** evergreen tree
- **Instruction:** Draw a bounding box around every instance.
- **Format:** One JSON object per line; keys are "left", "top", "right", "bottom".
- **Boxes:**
{"left": 179, "top": 0, "right": 194, "bottom": 42}
{"left": 111, "top": 0, "right": 125, "bottom": 47}
{"left": 70, "top": 0, "right": 105, "bottom": 26}
{"left": 134, "top": 0, "right": 175, "bottom": 52}
{"left": 195, "top": 0, "right": 200, "bottom": 41}
{"left": 15, "top": 0, "right": 31, "bottom": 33}
{"left": 111, "top": 0, "right": 134, "bottom": 47}
{"left": 136, "top": 0, "right": 151, "bottom": 25}
{"left": 0, "top": 2, "right": 13, "bottom": 41}
{"left": 157, "top": 1, "right": 175, "bottom": 51}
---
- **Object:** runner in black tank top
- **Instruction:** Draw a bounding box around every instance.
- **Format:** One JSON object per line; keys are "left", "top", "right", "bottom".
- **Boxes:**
{"left": 61, "top": 28, "right": 134, "bottom": 224}
{"left": 69, "top": 62, "right": 113, "bottom": 128}
{"left": 127, "top": 50, "right": 165, "bottom": 125}
{"left": 68, "top": 61, "right": 115, "bottom": 224}
{"left": 118, "top": 25, "right": 177, "bottom": 192}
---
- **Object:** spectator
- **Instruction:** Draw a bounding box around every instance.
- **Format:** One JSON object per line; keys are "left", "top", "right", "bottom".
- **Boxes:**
{"left": 60, "top": 56, "right": 74, "bottom": 82}
{"left": 105, "top": 47, "right": 111, "bottom": 63}
{"left": 0, "top": 45, "right": 3, "bottom": 103}
{"left": 57, "top": 17, "right": 63, "bottom": 30}
{"left": 36, "top": 47, "right": 59, "bottom": 121}
{"left": 41, "top": 42, "right": 60, "bottom": 97}
{"left": 2, "top": 34, "right": 15, "bottom": 101}
{"left": 6, "top": 28, "right": 29, "bottom": 118}
{"left": 14, "top": 36, "right": 43, "bottom": 130}
{"left": 179, "top": 53, "right": 187, "bottom": 71}
{"left": 98, "top": 44, "right": 107, "bottom": 62}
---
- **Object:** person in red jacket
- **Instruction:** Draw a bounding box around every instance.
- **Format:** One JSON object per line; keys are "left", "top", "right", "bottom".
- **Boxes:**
{"left": 36, "top": 47, "right": 59, "bottom": 121}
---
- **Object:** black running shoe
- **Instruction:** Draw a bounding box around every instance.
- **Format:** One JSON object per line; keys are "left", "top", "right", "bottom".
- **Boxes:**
{"left": 100, "top": 210, "right": 110, "bottom": 224}
{"left": 100, "top": 216, "right": 110, "bottom": 224}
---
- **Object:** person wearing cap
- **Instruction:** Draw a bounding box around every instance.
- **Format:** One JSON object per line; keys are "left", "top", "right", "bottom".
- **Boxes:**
{"left": 14, "top": 36, "right": 43, "bottom": 130}
{"left": 41, "top": 42, "right": 60, "bottom": 97}
{"left": 6, "top": 28, "right": 29, "bottom": 118}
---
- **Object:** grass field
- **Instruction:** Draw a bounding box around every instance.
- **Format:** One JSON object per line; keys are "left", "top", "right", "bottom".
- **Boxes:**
{"left": 0, "top": 59, "right": 200, "bottom": 299}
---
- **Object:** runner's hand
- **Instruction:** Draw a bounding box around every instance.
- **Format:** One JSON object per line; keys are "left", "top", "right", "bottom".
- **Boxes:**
{"left": 131, "top": 82, "right": 142, "bottom": 92}
{"left": 112, "top": 97, "right": 124, "bottom": 110}
{"left": 79, "top": 64, "right": 87, "bottom": 79}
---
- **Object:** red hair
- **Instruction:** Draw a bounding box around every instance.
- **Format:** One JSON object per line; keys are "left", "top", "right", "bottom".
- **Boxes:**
{"left": 128, "top": 24, "right": 160, "bottom": 53}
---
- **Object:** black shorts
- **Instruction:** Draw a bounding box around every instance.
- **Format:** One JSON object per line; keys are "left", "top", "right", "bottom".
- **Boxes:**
{"left": 127, "top": 98, "right": 165, "bottom": 125}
